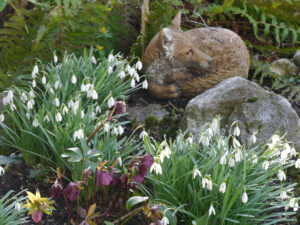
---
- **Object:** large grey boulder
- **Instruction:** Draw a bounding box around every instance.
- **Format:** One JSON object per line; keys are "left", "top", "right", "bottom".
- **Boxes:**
{"left": 181, "top": 77, "right": 300, "bottom": 150}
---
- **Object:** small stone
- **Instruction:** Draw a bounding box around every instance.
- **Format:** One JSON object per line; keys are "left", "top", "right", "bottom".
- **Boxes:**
{"left": 270, "top": 58, "right": 299, "bottom": 76}
{"left": 293, "top": 49, "right": 300, "bottom": 67}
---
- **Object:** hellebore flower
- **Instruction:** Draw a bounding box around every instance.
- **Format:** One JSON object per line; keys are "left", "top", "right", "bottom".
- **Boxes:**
{"left": 139, "top": 154, "right": 154, "bottom": 176}
{"left": 83, "top": 167, "right": 92, "bottom": 179}
{"left": 64, "top": 182, "right": 81, "bottom": 201}
{"left": 114, "top": 101, "right": 127, "bottom": 115}
{"left": 51, "top": 179, "right": 63, "bottom": 198}
{"left": 111, "top": 172, "right": 119, "bottom": 186}
{"left": 120, "top": 174, "right": 128, "bottom": 184}
{"left": 31, "top": 211, "right": 43, "bottom": 223}
{"left": 95, "top": 170, "right": 112, "bottom": 186}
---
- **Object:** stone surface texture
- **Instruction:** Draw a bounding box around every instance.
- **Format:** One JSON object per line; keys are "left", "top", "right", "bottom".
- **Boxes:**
{"left": 270, "top": 58, "right": 299, "bottom": 76}
{"left": 293, "top": 49, "right": 300, "bottom": 67}
{"left": 181, "top": 77, "right": 300, "bottom": 151}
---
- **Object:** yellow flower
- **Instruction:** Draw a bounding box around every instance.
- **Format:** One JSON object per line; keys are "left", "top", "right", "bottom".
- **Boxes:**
{"left": 97, "top": 45, "right": 104, "bottom": 51}
{"left": 101, "top": 27, "right": 106, "bottom": 34}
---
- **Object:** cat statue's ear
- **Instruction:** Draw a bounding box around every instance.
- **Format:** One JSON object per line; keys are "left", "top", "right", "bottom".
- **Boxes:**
{"left": 170, "top": 12, "right": 182, "bottom": 30}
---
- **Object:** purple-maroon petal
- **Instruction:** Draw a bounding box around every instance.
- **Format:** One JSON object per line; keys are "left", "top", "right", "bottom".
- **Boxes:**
{"left": 51, "top": 179, "right": 63, "bottom": 198}
{"left": 141, "top": 154, "right": 154, "bottom": 168}
{"left": 96, "top": 170, "right": 112, "bottom": 186}
{"left": 132, "top": 173, "right": 145, "bottom": 184}
{"left": 31, "top": 210, "right": 43, "bottom": 223}
{"left": 114, "top": 101, "right": 127, "bottom": 115}
{"left": 64, "top": 182, "right": 81, "bottom": 201}
{"left": 120, "top": 174, "right": 128, "bottom": 184}
{"left": 111, "top": 172, "right": 119, "bottom": 186}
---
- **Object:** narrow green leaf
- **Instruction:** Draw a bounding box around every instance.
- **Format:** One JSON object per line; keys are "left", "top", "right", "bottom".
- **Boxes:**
{"left": 126, "top": 196, "right": 149, "bottom": 210}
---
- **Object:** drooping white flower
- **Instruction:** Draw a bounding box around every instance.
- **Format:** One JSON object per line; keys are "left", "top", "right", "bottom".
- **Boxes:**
{"left": 210, "top": 118, "right": 219, "bottom": 135}
{"left": 161, "top": 216, "right": 169, "bottom": 225}
{"left": 73, "top": 129, "right": 84, "bottom": 141}
{"left": 242, "top": 192, "right": 248, "bottom": 204}
{"left": 32, "top": 79, "right": 36, "bottom": 88}
{"left": 277, "top": 170, "right": 286, "bottom": 181}
{"left": 56, "top": 112, "right": 62, "bottom": 122}
{"left": 150, "top": 162, "right": 162, "bottom": 174}
{"left": 90, "top": 112, "right": 95, "bottom": 119}
{"left": 71, "top": 75, "right": 77, "bottom": 84}
{"left": 202, "top": 177, "right": 209, "bottom": 189}
{"left": 118, "top": 156, "right": 122, "bottom": 166}
{"left": 81, "top": 84, "right": 87, "bottom": 92}
{"left": 232, "top": 138, "right": 241, "bottom": 148}
{"left": 44, "top": 115, "right": 50, "bottom": 123}
{"left": 68, "top": 100, "right": 74, "bottom": 108}
{"left": 32, "top": 118, "right": 39, "bottom": 127}
{"left": 108, "top": 66, "right": 113, "bottom": 74}
{"left": 63, "top": 106, "right": 69, "bottom": 115}
{"left": 220, "top": 154, "right": 227, "bottom": 165}
{"left": 53, "top": 98, "right": 60, "bottom": 107}
{"left": 128, "top": 68, "right": 136, "bottom": 77}
{"left": 186, "top": 137, "right": 193, "bottom": 145}
{"left": 29, "top": 90, "right": 35, "bottom": 98}
{"left": 229, "top": 157, "right": 235, "bottom": 167}
{"left": 3, "top": 90, "right": 14, "bottom": 105}
{"left": 10, "top": 104, "right": 16, "bottom": 111}
{"left": 118, "top": 125, "right": 124, "bottom": 135}
{"left": 280, "top": 191, "right": 287, "bottom": 200}
{"left": 135, "top": 61, "right": 143, "bottom": 70}
{"left": 289, "top": 198, "right": 296, "bottom": 208}
{"left": 294, "top": 203, "right": 299, "bottom": 212}
{"left": 209, "top": 204, "right": 216, "bottom": 216}
{"left": 108, "top": 54, "right": 114, "bottom": 63}
{"left": 72, "top": 100, "right": 79, "bottom": 115}
{"left": 133, "top": 72, "right": 140, "bottom": 82}
{"left": 91, "top": 56, "right": 97, "bottom": 64}
{"left": 91, "top": 90, "right": 98, "bottom": 100}
{"left": 54, "top": 54, "right": 58, "bottom": 64}
{"left": 104, "top": 123, "right": 110, "bottom": 132}
{"left": 250, "top": 131, "right": 257, "bottom": 144}
{"left": 193, "top": 168, "right": 202, "bottom": 179}
{"left": 0, "top": 165, "right": 4, "bottom": 176}
{"left": 112, "top": 126, "right": 119, "bottom": 136}
{"left": 160, "top": 146, "right": 171, "bottom": 163}
{"left": 262, "top": 160, "right": 269, "bottom": 170}
{"left": 252, "top": 154, "right": 258, "bottom": 164}
{"left": 295, "top": 159, "right": 300, "bottom": 169}
{"left": 207, "top": 179, "right": 213, "bottom": 191}
{"left": 130, "top": 79, "right": 136, "bottom": 88}
{"left": 108, "top": 96, "right": 115, "bottom": 108}
{"left": 0, "top": 114, "right": 4, "bottom": 122}
{"left": 32, "top": 65, "right": 39, "bottom": 78}
{"left": 42, "top": 76, "right": 47, "bottom": 85}
{"left": 26, "top": 113, "right": 30, "bottom": 119}
{"left": 27, "top": 101, "right": 33, "bottom": 110}
{"left": 15, "top": 202, "right": 22, "bottom": 211}
{"left": 219, "top": 182, "right": 226, "bottom": 193}
{"left": 125, "top": 64, "right": 131, "bottom": 72}
{"left": 142, "top": 80, "right": 148, "bottom": 89}
{"left": 118, "top": 71, "right": 126, "bottom": 79}
{"left": 234, "top": 150, "right": 242, "bottom": 162}
{"left": 54, "top": 80, "right": 60, "bottom": 90}
{"left": 233, "top": 125, "right": 240, "bottom": 137}
{"left": 95, "top": 106, "right": 101, "bottom": 114}
{"left": 81, "top": 110, "right": 85, "bottom": 119}
{"left": 21, "top": 92, "right": 28, "bottom": 103}
{"left": 139, "top": 130, "right": 148, "bottom": 140}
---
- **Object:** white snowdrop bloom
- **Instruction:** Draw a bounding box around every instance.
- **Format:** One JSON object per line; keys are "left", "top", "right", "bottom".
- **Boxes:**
{"left": 81, "top": 110, "right": 85, "bottom": 119}
{"left": 95, "top": 106, "right": 101, "bottom": 113}
{"left": 133, "top": 72, "right": 140, "bottom": 82}
{"left": 220, "top": 154, "right": 227, "bottom": 165}
{"left": 252, "top": 154, "right": 258, "bottom": 164}
{"left": 53, "top": 98, "right": 60, "bottom": 107}
{"left": 139, "top": 130, "right": 148, "bottom": 140}
{"left": 91, "top": 56, "right": 97, "bottom": 64}
{"left": 125, "top": 64, "right": 131, "bottom": 72}
{"left": 200, "top": 134, "right": 210, "bottom": 146}
{"left": 32, "top": 65, "right": 39, "bottom": 78}
{"left": 290, "top": 147, "right": 297, "bottom": 157}
{"left": 161, "top": 216, "right": 169, "bottom": 225}
{"left": 26, "top": 113, "right": 30, "bottom": 119}
{"left": 55, "top": 112, "right": 62, "bottom": 122}
{"left": 135, "top": 61, "right": 142, "bottom": 70}
{"left": 91, "top": 90, "right": 98, "bottom": 100}
{"left": 15, "top": 202, "right": 22, "bottom": 211}
{"left": 283, "top": 143, "right": 291, "bottom": 153}
{"left": 73, "top": 129, "right": 84, "bottom": 141}
{"left": 118, "top": 71, "right": 126, "bottom": 79}
{"left": 118, "top": 156, "right": 122, "bottom": 166}
{"left": 262, "top": 160, "right": 269, "bottom": 170}
{"left": 232, "top": 138, "right": 241, "bottom": 148}
{"left": 233, "top": 125, "right": 240, "bottom": 137}
{"left": 54, "top": 54, "right": 58, "bottom": 64}
{"left": 108, "top": 66, "right": 113, "bottom": 74}
{"left": 250, "top": 131, "right": 257, "bottom": 144}
{"left": 21, "top": 92, "right": 28, "bottom": 103}
{"left": 90, "top": 112, "right": 95, "bottom": 119}
{"left": 81, "top": 84, "right": 87, "bottom": 92}
{"left": 295, "top": 159, "right": 300, "bottom": 169}
{"left": 71, "top": 75, "right": 77, "bottom": 84}
{"left": 63, "top": 106, "right": 69, "bottom": 115}
{"left": 268, "top": 134, "right": 280, "bottom": 149}
{"left": 44, "top": 115, "right": 50, "bottom": 123}
{"left": 10, "top": 104, "right": 16, "bottom": 111}
{"left": 219, "top": 182, "right": 226, "bottom": 193}
{"left": 32, "top": 80, "right": 36, "bottom": 88}
{"left": 29, "top": 90, "right": 35, "bottom": 98}
{"left": 3, "top": 90, "right": 13, "bottom": 105}
{"left": 73, "top": 101, "right": 79, "bottom": 115}
{"left": 32, "top": 118, "right": 39, "bottom": 127}
{"left": 104, "top": 123, "right": 110, "bottom": 132}
{"left": 229, "top": 157, "right": 235, "bottom": 167}
{"left": 234, "top": 150, "right": 242, "bottom": 162}
{"left": 54, "top": 80, "right": 60, "bottom": 90}
{"left": 150, "top": 162, "right": 162, "bottom": 174}
{"left": 210, "top": 118, "right": 219, "bottom": 135}
{"left": 0, "top": 114, "right": 4, "bottom": 122}
{"left": 68, "top": 100, "right": 74, "bottom": 108}
{"left": 209, "top": 204, "right": 216, "bottom": 216}
{"left": 242, "top": 192, "right": 248, "bottom": 204}
{"left": 87, "top": 90, "right": 93, "bottom": 98}
{"left": 207, "top": 128, "right": 213, "bottom": 137}
{"left": 186, "top": 137, "right": 193, "bottom": 144}
{"left": 108, "top": 54, "right": 114, "bottom": 63}
{"left": 29, "top": 98, "right": 35, "bottom": 106}
{"left": 108, "top": 96, "right": 115, "bottom": 108}
{"left": 118, "top": 125, "right": 124, "bottom": 135}
{"left": 193, "top": 168, "right": 202, "bottom": 179}
{"left": 207, "top": 179, "right": 213, "bottom": 191}
{"left": 112, "top": 126, "right": 119, "bottom": 135}
{"left": 277, "top": 170, "right": 286, "bottom": 181}
{"left": 49, "top": 87, "right": 54, "bottom": 94}
{"left": 0, "top": 165, "right": 4, "bottom": 176}
{"left": 160, "top": 146, "right": 171, "bottom": 163}
{"left": 289, "top": 198, "right": 296, "bottom": 208}
{"left": 130, "top": 79, "right": 136, "bottom": 88}
{"left": 202, "top": 177, "right": 209, "bottom": 189}
{"left": 280, "top": 191, "right": 287, "bottom": 200}
{"left": 217, "top": 139, "right": 225, "bottom": 148}
{"left": 42, "top": 76, "right": 46, "bottom": 85}
{"left": 142, "top": 80, "right": 148, "bottom": 89}
{"left": 294, "top": 203, "right": 299, "bottom": 212}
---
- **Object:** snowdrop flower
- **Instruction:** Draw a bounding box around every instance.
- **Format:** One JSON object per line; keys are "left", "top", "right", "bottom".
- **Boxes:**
{"left": 141, "top": 80, "right": 148, "bottom": 90}
{"left": 234, "top": 150, "right": 242, "bottom": 162}
{"left": 207, "top": 179, "right": 213, "bottom": 191}
{"left": 112, "top": 126, "right": 119, "bottom": 135}
{"left": 125, "top": 64, "right": 131, "bottom": 72}
{"left": 15, "top": 202, "right": 22, "bottom": 211}
{"left": 0, "top": 166, "right": 4, "bottom": 176}
{"left": 193, "top": 168, "right": 202, "bottom": 179}
{"left": 218, "top": 139, "right": 225, "bottom": 148}
{"left": 150, "top": 162, "right": 162, "bottom": 174}
{"left": 250, "top": 131, "right": 257, "bottom": 144}
{"left": 252, "top": 154, "right": 258, "bottom": 164}
{"left": 32, "top": 65, "right": 38, "bottom": 78}
{"left": 27, "top": 101, "right": 33, "bottom": 110}
{"left": 262, "top": 160, "right": 269, "bottom": 170}
{"left": 202, "top": 177, "right": 209, "bottom": 189}
{"left": 0, "top": 114, "right": 4, "bottom": 122}
{"left": 81, "top": 110, "right": 85, "bottom": 119}
{"left": 73, "top": 100, "right": 79, "bottom": 115}
{"left": 160, "top": 146, "right": 171, "bottom": 163}
{"left": 161, "top": 216, "right": 169, "bottom": 225}
{"left": 29, "top": 90, "right": 35, "bottom": 98}
{"left": 54, "top": 54, "right": 58, "bottom": 64}
{"left": 54, "top": 80, "right": 60, "bottom": 90}
{"left": 233, "top": 125, "right": 240, "bottom": 137}
{"left": 295, "top": 159, "right": 300, "bottom": 169}
{"left": 63, "top": 106, "right": 69, "bottom": 115}
{"left": 56, "top": 112, "right": 62, "bottom": 122}
{"left": 90, "top": 112, "right": 95, "bottom": 119}
{"left": 91, "top": 90, "right": 98, "bottom": 100}
{"left": 139, "top": 130, "right": 148, "bottom": 140}
{"left": 21, "top": 92, "right": 28, "bottom": 103}
{"left": 229, "top": 157, "right": 235, "bottom": 167}
{"left": 108, "top": 54, "right": 114, "bottom": 63}
{"left": 68, "top": 100, "right": 74, "bottom": 109}
{"left": 53, "top": 98, "right": 60, "bottom": 107}
{"left": 186, "top": 137, "right": 193, "bottom": 145}
{"left": 91, "top": 56, "right": 97, "bottom": 64}
{"left": 280, "top": 191, "right": 287, "bottom": 200}
{"left": 209, "top": 204, "right": 216, "bottom": 216}
{"left": 220, "top": 154, "right": 227, "bottom": 165}
{"left": 133, "top": 72, "right": 140, "bottom": 82}
{"left": 73, "top": 129, "right": 84, "bottom": 141}
{"left": 118, "top": 125, "right": 124, "bottom": 135}
{"left": 10, "top": 104, "right": 16, "bottom": 111}
{"left": 130, "top": 79, "right": 136, "bottom": 88}
{"left": 81, "top": 84, "right": 87, "bottom": 92}
{"left": 219, "top": 182, "right": 226, "bottom": 194}
{"left": 242, "top": 191, "right": 248, "bottom": 203}
{"left": 118, "top": 71, "right": 126, "bottom": 79}
{"left": 26, "top": 113, "right": 30, "bottom": 119}
{"left": 210, "top": 118, "right": 219, "bottom": 135}
{"left": 277, "top": 170, "right": 286, "bottom": 181}
{"left": 42, "top": 76, "right": 46, "bottom": 85}
{"left": 95, "top": 106, "right": 101, "bottom": 114}
{"left": 289, "top": 198, "right": 296, "bottom": 208}
{"left": 294, "top": 203, "right": 299, "bottom": 212}
{"left": 32, "top": 119, "right": 39, "bottom": 127}
{"left": 32, "top": 79, "right": 36, "bottom": 88}
{"left": 135, "top": 61, "right": 142, "bottom": 70}
{"left": 71, "top": 75, "right": 77, "bottom": 84}
{"left": 118, "top": 156, "right": 122, "bottom": 166}
{"left": 108, "top": 66, "right": 113, "bottom": 74}
{"left": 232, "top": 138, "right": 241, "bottom": 148}
{"left": 3, "top": 90, "right": 14, "bottom": 105}
{"left": 108, "top": 96, "right": 115, "bottom": 108}
{"left": 44, "top": 115, "right": 50, "bottom": 123}
{"left": 104, "top": 123, "right": 110, "bottom": 132}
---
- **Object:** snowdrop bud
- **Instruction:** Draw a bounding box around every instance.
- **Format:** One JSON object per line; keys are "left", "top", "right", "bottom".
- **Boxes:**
{"left": 54, "top": 55, "right": 58, "bottom": 64}
{"left": 229, "top": 157, "right": 235, "bottom": 167}
{"left": 233, "top": 125, "right": 240, "bottom": 137}
{"left": 108, "top": 66, "right": 113, "bottom": 74}
{"left": 108, "top": 96, "right": 115, "bottom": 108}
{"left": 262, "top": 160, "right": 269, "bottom": 170}
{"left": 250, "top": 131, "right": 257, "bottom": 144}
{"left": 32, "top": 65, "right": 38, "bottom": 78}
{"left": 104, "top": 123, "right": 110, "bottom": 132}
{"left": 0, "top": 114, "right": 4, "bottom": 122}
{"left": 32, "top": 79, "right": 36, "bottom": 88}
{"left": 0, "top": 165, "right": 5, "bottom": 176}
{"left": 289, "top": 198, "right": 295, "bottom": 208}
{"left": 26, "top": 113, "right": 30, "bottom": 119}
{"left": 242, "top": 192, "right": 248, "bottom": 203}
{"left": 56, "top": 112, "right": 62, "bottom": 122}
{"left": 130, "top": 79, "right": 136, "bottom": 88}
{"left": 53, "top": 98, "right": 60, "bottom": 107}
{"left": 118, "top": 71, "right": 126, "bottom": 79}
{"left": 139, "top": 130, "right": 148, "bottom": 140}
{"left": 54, "top": 80, "right": 60, "bottom": 90}
{"left": 294, "top": 203, "right": 299, "bottom": 212}
{"left": 91, "top": 56, "right": 97, "bottom": 64}
{"left": 209, "top": 204, "right": 216, "bottom": 216}
{"left": 63, "top": 106, "right": 69, "bottom": 115}
{"left": 277, "top": 170, "right": 286, "bottom": 181}
{"left": 42, "top": 76, "right": 46, "bottom": 85}
{"left": 81, "top": 110, "right": 85, "bottom": 119}
{"left": 44, "top": 115, "right": 50, "bottom": 123}
{"left": 220, "top": 155, "right": 226, "bottom": 165}
{"left": 29, "top": 90, "right": 35, "bottom": 98}
{"left": 295, "top": 159, "right": 300, "bottom": 169}
{"left": 135, "top": 61, "right": 142, "bottom": 70}
{"left": 71, "top": 75, "right": 77, "bottom": 84}
{"left": 21, "top": 92, "right": 28, "bottom": 103}
{"left": 32, "top": 119, "right": 39, "bottom": 127}
{"left": 193, "top": 168, "right": 201, "bottom": 179}
{"left": 108, "top": 54, "right": 114, "bottom": 63}
{"left": 280, "top": 191, "right": 287, "bottom": 200}
{"left": 161, "top": 216, "right": 169, "bottom": 225}
{"left": 150, "top": 162, "right": 162, "bottom": 174}
{"left": 219, "top": 182, "right": 226, "bottom": 193}
{"left": 142, "top": 80, "right": 148, "bottom": 89}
